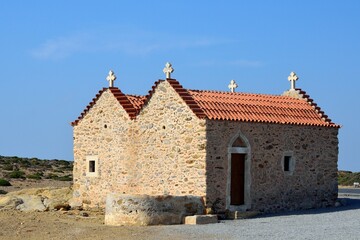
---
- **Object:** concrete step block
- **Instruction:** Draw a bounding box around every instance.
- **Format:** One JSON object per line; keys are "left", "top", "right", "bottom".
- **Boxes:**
{"left": 184, "top": 214, "right": 218, "bottom": 225}
{"left": 226, "top": 211, "right": 259, "bottom": 220}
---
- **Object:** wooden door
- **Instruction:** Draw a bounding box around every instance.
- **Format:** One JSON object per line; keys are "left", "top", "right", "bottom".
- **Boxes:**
{"left": 230, "top": 153, "right": 245, "bottom": 205}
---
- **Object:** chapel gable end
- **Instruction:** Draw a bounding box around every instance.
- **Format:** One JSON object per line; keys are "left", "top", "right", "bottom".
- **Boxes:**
{"left": 136, "top": 79, "right": 206, "bottom": 120}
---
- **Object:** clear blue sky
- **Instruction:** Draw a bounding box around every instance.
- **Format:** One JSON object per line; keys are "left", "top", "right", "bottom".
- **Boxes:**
{"left": 0, "top": 1, "right": 359, "bottom": 171}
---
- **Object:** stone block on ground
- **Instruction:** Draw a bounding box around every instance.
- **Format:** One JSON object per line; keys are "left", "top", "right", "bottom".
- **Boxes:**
{"left": 16, "top": 195, "right": 46, "bottom": 212}
{"left": 226, "top": 211, "right": 259, "bottom": 220}
{"left": 184, "top": 215, "right": 218, "bottom": 225}
{"left": 0, "top": 187, "right": 73, "bottom": 212}
{"left": 105, "top": 193, "right": 205, "bottom": 226}
{"left": 0, "top": 196, "right": 23, "bottom": 210}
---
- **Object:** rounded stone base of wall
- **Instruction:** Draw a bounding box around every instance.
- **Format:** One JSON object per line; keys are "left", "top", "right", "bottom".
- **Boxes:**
{"left": 105, "top": 193, "right": 205, "bottom": 226}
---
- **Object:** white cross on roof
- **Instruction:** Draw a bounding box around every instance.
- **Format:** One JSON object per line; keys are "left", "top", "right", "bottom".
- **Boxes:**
{"left": 228, "top": 79, "right": 238, "bottom": 93}
{"left": 288, "top": 72, "right": 299, "bottom": 90}
{"left": 106, "top": 70, "right": 116, "bottom": 87}
{"left": 163, "top": 62, "right": 174, "bottom": 79}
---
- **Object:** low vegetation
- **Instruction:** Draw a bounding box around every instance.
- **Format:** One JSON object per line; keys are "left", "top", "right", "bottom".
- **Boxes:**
{"left": 0, "top": 155, "right": 73, "bottom": 185}
{"left": 338, "top": 171, "right": 360, "bottom": 186}
{"left": 8, "top": 170, "right": 26, "bottom": 179}
{"left": 0, "top": 178, "right": 11, "bottom": 186}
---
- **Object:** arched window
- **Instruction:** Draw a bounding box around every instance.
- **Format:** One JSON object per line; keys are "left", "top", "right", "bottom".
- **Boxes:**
{"left": 232, "top": 137, "right": 247, "bottom": 148}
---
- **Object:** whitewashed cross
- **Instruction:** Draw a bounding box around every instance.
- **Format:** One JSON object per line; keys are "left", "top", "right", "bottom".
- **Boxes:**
{"left": 228, "top": 79, "right": 238, "bottom": 93}
{"left": 106, "top": 70, "right": 117, "bottom": 87}
{"left": 288, "top": 72, "right": 299, "bottom": 90}
{"left": 163, "top": 62, "right": 174, "bottom": 79}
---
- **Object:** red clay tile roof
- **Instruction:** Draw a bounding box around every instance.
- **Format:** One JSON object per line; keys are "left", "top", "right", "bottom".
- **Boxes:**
{"left": 187, "top": 89, "right": 339, "bottom": 128}
{"left": 71, "top": 87, "right": 141, "bottom": 126}
{"left": 126, "top": 94, "right": 147, "bottom": 112}
{"left": 136, "top": 79, "right": 207, "bottom": 119}
{"left": 167, "top": 79, "right": 207, "bottom": 119}
{"left": 72, "top": 79, "right": 339, "bottom": 128}
{"left": 108, "top": 88, "right": 139, "bottom": 119}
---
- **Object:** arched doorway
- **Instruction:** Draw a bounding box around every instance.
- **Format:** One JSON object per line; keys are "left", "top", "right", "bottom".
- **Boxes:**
{"left": 227, "top": 132, "right": 251, "bottom": 211}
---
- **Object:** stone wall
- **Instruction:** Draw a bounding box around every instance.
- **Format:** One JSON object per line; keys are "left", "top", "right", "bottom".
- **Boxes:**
{"left": 133, "top": 81, "right": 207, "bottom": 197}
{"left": 72, "top": 90, "right": 133, "bottom": 208}
{"left": 205, "top": 120, "right": 339, "bottom": 213}
{"left": 72, "top": 81, "right": 207, "bottom": 208}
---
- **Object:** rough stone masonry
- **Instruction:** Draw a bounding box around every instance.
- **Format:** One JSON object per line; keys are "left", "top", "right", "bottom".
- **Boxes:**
{"left": 71, "top": 68, "right": 339, "bottom": 224}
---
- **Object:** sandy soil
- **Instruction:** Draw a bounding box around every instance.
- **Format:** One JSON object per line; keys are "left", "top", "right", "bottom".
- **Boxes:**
{"left": 0, "top": 179, "right": 71, "bottom": 193}
{"left": 0, "top": 209, "right": 106, "bottom": 240}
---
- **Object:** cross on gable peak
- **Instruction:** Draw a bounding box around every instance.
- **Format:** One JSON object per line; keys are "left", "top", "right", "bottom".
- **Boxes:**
{"left": 163, "top": 62, "right": 174, "bottom": 79}
{"left": 287, "top": 71, "right": 299, "bottom": 90}
{"left": 106, "top": 70, "right": 117, "bottom": 87}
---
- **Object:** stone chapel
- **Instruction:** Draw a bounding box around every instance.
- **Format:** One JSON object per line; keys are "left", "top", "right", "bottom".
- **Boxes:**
{"left": 71, "top": 63, "right": 340, "bottom": 215}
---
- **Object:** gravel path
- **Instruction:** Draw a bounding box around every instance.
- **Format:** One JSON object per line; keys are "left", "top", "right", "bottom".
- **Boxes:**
{"left": 140, "top": 196, "right": 360, "bottom": 240}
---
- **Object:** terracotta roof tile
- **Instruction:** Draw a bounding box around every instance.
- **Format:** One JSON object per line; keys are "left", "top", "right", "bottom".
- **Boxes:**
{"left": 166, "top": 79, "right": 206, "bottom": 119}
{"left": 137, "top": 79, "right": 206, "bottom": 119}
{"left": 187, "top": 89, "right": 339, "bottom": 128}
{"left": 72, "top": 79, "right": 339, "bottom": 128}
{"left": 126, "top": 94, "right": 147, "bottom": 112}
{"left": 71, "top": 87, "right": 142, "bottom": 126}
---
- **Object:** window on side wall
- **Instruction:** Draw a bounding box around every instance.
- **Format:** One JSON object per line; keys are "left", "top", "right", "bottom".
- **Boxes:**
{"left": 282, "top": 152, "right": 295, "bottom": 175}
{"left": 284, "top": 156, "right": 291, "bottom": 172}
{"left": 86, "top": 155, "right": 98, "bottom": 177}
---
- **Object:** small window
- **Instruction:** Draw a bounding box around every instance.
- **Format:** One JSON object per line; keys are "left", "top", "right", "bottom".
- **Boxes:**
{"left": 282, "top": 152, "right": 295, "bottom": 175}
{"left": 86, "top": 155, "right": 98, "bottom": 177}
{"left": 89, "top": 160, "right": 96, "bottom": 172}
{"left": 284, "top": 156, "right": 291, "bottom": 172}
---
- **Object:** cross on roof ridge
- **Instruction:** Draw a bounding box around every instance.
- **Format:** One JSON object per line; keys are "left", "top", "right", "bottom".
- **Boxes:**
{"left": 106, "top": 70, "right": 117, "bottom": 87}
{"left": 228, "top": 79, "right": 238, "bottom": 93}
{"left": 163, "top": 62, "right": 174, "bottom": 79}
{"left": 288, "top": 71, "right": 299, "bottom": 90}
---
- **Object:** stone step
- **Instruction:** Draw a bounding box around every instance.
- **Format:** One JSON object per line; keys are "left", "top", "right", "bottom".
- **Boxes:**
{"left": 226, "top": 211, "right": 259, "bottom": 220}
{"left": 184, "top": 215, "right": 218, "bottom": 225}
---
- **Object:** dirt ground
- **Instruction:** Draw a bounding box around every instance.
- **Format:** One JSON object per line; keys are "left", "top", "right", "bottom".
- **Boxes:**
{"left": 0, "top": 180, "right": 182, "bottom": 240}
{"left": 0, "top": 183, "right": 355, "bottom": 240}
{"left": 0, "top": 208, "right": 193, "bottom": 240}
{"left": 0, "top": 179, "right": 71, "bottom": 193}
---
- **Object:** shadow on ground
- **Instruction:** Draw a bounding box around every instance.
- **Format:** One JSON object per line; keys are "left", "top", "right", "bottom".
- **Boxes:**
{"left": 252, "top": 196, "right": 360, "bottom": 219}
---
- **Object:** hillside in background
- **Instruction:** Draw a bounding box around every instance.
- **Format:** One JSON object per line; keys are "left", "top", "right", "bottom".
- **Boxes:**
{"left": 338, "top": 170, "right": 360, "bottom": 186}
{"left": 0, "top": 155, "right": 73, "bottom": 182}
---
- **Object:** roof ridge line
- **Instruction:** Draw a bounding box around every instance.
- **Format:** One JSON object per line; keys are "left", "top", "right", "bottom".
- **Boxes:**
{"left": 188, "top": 89, "right": 286, "bottom": 98}
{"left": 126, "top": 93, "right": 146, "bottom": 98}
